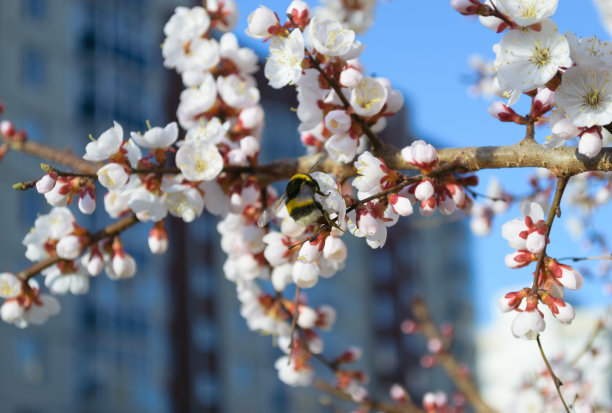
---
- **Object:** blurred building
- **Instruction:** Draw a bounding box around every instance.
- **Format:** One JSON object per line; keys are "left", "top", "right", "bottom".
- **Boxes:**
{"left": 0, "top": 0, "right": 186, "bottom": 412}
{"left": 0, "top": 1, "right": 473, "bottom": 413}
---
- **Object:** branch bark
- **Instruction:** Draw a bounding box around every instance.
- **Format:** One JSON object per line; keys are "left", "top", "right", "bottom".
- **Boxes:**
{"left": 411, "top": 298, "right": 497, "bottom": 413}
{"left": 5, "top": 132, "right": 612, "bottom": 187}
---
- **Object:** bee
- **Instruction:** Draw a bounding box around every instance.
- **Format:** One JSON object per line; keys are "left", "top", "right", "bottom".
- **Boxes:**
{"left": 257, "top": 173, "right": 342, "bottom": 231}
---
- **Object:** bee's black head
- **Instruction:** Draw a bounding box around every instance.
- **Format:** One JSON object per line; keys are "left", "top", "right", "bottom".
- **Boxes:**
{"left": 286, "top": 173, "right": 318, "bottom": 198}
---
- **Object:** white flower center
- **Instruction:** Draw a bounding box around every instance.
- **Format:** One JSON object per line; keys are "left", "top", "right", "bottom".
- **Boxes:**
{"left": 583, "top": 87, "right": 604, "bottom": 109}
{"left": 519, "top": 2, "right": 537, "bottom": 19}
{"left": 0, "top": 279, "right": 15, "bottom": 297}
{"left": 530, "top": 41, "right": 551, "bottom": 68}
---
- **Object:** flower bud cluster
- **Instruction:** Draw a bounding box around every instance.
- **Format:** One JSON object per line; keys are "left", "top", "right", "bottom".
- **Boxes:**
{"left": 500, "top": 201, "right": 585, "bottom": 337}
{"left": 247, "top": 5, "right": 403, "bottom": 163}
{"left": 0, "top": 273, "right": 60, "bottom": 328}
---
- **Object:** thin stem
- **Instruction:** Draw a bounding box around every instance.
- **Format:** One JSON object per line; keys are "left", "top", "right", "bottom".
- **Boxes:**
{"left": 536, "top": 335, "right": 571, "bottom": 413}
{"left": 557, "top": 255, "right": 612, "bottom": 262}
{"left": 287, "top": 285, "right": 301, "bottom": 356}
{"left": 570, "top": 318, "right": 605, "bottom": 366}
{"left": 411, "top": 298, "right": 497, "bottom": 413}
{"left": 532, "top": 176, "right": 570, "bottom": 289}
{"left": 16, "top": 214, "right": 139, "bottom": 281}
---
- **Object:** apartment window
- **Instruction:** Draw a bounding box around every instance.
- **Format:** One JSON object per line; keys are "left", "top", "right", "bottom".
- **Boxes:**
{"left": 23, "top": 0, "right": 46, "bottom": 20}
{"left": 23, "top": 50, "right": 45, "bottom": 89}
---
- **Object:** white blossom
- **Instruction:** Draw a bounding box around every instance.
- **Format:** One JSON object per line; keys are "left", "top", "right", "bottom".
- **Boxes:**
{"left": 494, "top": 19, "right": 570, "bottom": 93}
{"left": 350, "top": 77, "right": 388, "bottom": 117}
{"left": 176, "top": 140, "right": 223, "bottom": 182}
{"left": 130, "top": 122, "right": 178, "bottom": 149}
{"left": 308, "top": 18, "right": 355, "bottom": 56}
{"left": 265, "top": 29, "right": 305, "bottom": 89}
{"left": 83, "top": 121, "right": 123, "bottom": 161}
{"left": 0, "top": 273, "right": 21, "bottom": 299}
{"left": 491, "top": 0, "right": 558, "bottom": 27}
{"left": 556, "top": 65, "right": 612, "bottom": 128}
{"left": 97, "top": 163, "right": 129, "bottom": 190}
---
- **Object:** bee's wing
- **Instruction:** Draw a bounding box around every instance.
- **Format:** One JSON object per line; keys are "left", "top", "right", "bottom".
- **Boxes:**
{"left": 257, "top": 194, "right": 287, "bottom": 227}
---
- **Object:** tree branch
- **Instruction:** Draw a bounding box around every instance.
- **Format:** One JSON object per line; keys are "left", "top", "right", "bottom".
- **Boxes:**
{"left": 16, "top": 214, "right": 139, "bottom": 281}
{"left": 6, "top": 131, "right": 612, "bottom": 188}
{"left": 411, "top": 298, "right": 497, "bottom": 413}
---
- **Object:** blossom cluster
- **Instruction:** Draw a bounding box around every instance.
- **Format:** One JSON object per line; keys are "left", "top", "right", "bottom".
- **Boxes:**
{"left": 455, "top": 0, "right": 612, "bottom": 158}
{"left": 1, "top": 1, "right": 608, "bottom": 408}
{"left": 499, "top": 202, "right": 584, "bottom": 339}
{"left": 247, "top": 2, "right": 403, "bottom": 164}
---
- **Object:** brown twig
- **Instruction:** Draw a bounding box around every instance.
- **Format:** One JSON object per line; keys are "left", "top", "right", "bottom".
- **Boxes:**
{"left": 313, "top": 380, "right": 422, "bottom": 413}
{"left": 557, "top": 255, "right": 612, "bottom": 263}
{"left": 16, "top": 214, "right": 139, "bottom": 281}
{"left": 411, "top": 298, "right": 497, "bottom": 413}
{"left": 536, "top": 335, "right": 570, "bottom": 413}
{"left": 570, "top": 318, "right": 605, "bottom": 366}
{"left": 531, "top": 176, "right": 569, "bottom": 289}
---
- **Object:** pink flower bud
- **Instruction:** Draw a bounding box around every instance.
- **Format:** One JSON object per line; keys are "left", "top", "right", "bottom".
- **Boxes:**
{"left": 238, "top": 105, "right": 264, "bottom": 130}
{"left": 498, "top": 291, "right": 524, "bottom": 312}
{"left": 551, "top": 262, "right": 584, "bottom": 290}
{"left": 316, "top": 305, "right": 336, "bottom": 331}
{"left": 438, "top": 193, "right": 456, "bottom": 215}
{"left": 389, "top": 194, "right": 414, "bottom": 216}
{"left": 401, "top": 140, "right": 438, "bottom": 173}
{"left": 296, "top": 305, "right": 317, "bottom": 329}
{"left": 551, "top": 116, "right": 581, "bottom": 140}
{"left": 287, "top": 1, "right": 310, "bottom": 27}
{"left": 414, "top": 179, "right": 435, "bottom": 202}
{"left": 390, "top": 384, "right": 407, "bottom": 402}
{"left": 420, "top": 196, "right": 437, "bottom": 217}
{"left": 245, "top": 5, "right": 280, "bottom": 39}
{"left": 450, "top": 0, "right": 483, "bottom": 15}
{"left": 400, "top": 319, "right": 418, "bottom": 334}
{"left": 78, "top": 192, "right": 96, "bottom": 215}
{"left": 112, "top": 253, "right": 137, "bottom": 279}
{"left": 339, "top": 67, "right": 363, "bottom": 88}
{"left": 240, "top": 136, "right": 260, "bottom": 158}
{"left": 358, "top": 211, "right": 378, "bottom": 236}
{"left": 526, "top": 232, "right": 546, "bottom": 254}
{"left": 385, "top": 89, "right": 404, "bottom": 114}
{"left": 324, "top": 110, "right": 351, "bottom": 135}
{"left": 553, "top": 300, "right": 575, "bottom": 324}
{"left": 56, "top": 235, "right": 83, "bottom": 260}
{"left": 488, "top": 101, "right": 521, "bottom": 122}
{"left": 511, "top": 310, "right": 545, "bottom": 340}
{"left": 298, "top": 238, "right": 323, "bottom": 263}
{"left": 0, "top": 120, "right": 15, "bottom": 137}
{"left": 427, "top": 338, "right": 444, "bottom": 354}
{"left": 532, "top": 88, "right": 555, "bottom": 117}
{"left": 86, "top": 252, "right": 104, "bottom": 276}
{"left": 36, "top": 174, "right": 56, "bottom": 194}
{"left": 579, "top": 128, "right": 603, "bottom": 158}
{"left": 505, "top": 250, "right": 535, "bottom": 268}
{"left": 148, "top": 222, "right": 169, "bottom": 255}
{"left": 292, "top": 261, "right": 319, "bottom": 288}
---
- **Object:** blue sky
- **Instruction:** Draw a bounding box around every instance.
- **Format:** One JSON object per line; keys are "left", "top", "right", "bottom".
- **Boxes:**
{"left": 232, "top": 1, "right": 611, "bottom": 323}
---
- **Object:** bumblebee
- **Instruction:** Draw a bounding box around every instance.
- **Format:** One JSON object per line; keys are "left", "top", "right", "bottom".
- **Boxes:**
{"left": 257, "top": 173, "right": 342, "bottom": 231}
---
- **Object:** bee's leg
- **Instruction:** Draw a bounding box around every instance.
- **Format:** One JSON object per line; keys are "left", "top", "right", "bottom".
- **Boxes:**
{"left": 315, "top": 188, "right": 329, "bottom": 197}
{"left": 315, "top": 200, "right": 344, "bottom": 232}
